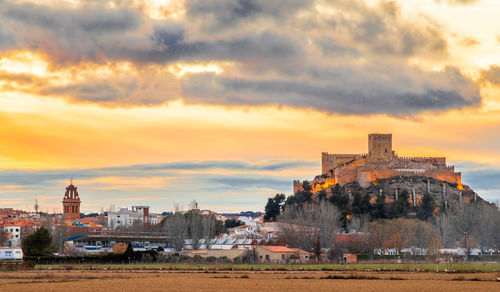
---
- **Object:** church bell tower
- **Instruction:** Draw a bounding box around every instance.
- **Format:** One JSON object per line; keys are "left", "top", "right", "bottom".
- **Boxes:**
{"left": 62, "top": 179, "right": 81, "bottom": 224}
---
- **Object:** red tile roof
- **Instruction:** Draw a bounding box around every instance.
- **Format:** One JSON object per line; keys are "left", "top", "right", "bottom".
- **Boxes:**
{"left": 260, "top": 246, "right": 297, "bottom": 253}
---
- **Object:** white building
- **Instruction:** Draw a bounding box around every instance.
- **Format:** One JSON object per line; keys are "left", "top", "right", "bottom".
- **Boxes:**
{"left": 0, "top": 248, "right": 23, "bottom": 260}
{"left": 3, "top": 225, "right": 21, "bottom": 248}
{"left": 107, "top": 206, "right": 158, "bottom": 230}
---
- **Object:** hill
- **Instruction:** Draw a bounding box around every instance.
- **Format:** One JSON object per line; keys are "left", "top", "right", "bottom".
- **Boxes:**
{"left": 313, "top": 175, "right": 483, "bottom": 211}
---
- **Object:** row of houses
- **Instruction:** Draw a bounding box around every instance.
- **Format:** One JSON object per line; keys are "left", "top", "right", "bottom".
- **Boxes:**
{"left": 182, "top": 246, "right": 314, "bottom": 264}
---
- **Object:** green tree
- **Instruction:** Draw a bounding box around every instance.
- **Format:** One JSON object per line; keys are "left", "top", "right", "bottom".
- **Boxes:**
{"left": 417, "top": 192, "right": 435, "bottom": 221}
{"left": 372, "top": 193, "right": 387, "bottom": 219}
{"left": 328, "top": 191, "right": 349, "bottom": 212}
{"left": 314, "top": 236, "right": 321, "bottom": 259}
{"left": 125, "top": 242, "right": 134, "bottom": 257}
{"left": 264, "top": 193, "right": 286, "bottom": 221}
{"left": 22, "top": 226, "right": 54, "bottom": 256}
{"left": 302, "top": 181, "right": 312, "bottom": 193}
{"left": 352, "top": 193, "right": 363, "bottom": 215}
{"left": 352, "top": 193, "right": 371, "bottom": 215}
{"left": 388, "top": 189, "right": 410, "bottom": 218}
{"left": 317, "top": 190, "right": 327, "bottom": 201}
{"left": 224, "top": 218, "right": 244, "bottom": 229}
{"left": 360, "top": 194, "right": 372, "bottom": 214}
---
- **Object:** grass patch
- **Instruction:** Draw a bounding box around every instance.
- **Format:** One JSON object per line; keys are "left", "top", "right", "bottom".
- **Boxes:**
{"left": 32, "top": 262, "right": 500, "bottom": 273}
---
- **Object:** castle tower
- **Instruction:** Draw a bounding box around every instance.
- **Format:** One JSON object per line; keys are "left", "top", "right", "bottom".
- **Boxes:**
{"left": 368, "top": 133, "right": 392, "bottom": 162}
{"left": 62, "top": 180, "right": 81, "bottom": 224}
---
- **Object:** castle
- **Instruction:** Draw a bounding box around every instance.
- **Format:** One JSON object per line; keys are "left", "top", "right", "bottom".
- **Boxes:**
{"left": 294, "top": 133, "right": 463, "bottom": 194}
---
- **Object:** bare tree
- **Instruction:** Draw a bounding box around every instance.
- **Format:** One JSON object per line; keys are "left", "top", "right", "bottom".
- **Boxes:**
{"left": 434, "top": 213, "right": 455, "bottom": 247}
{"left": 279, "top": 201, "right": 341, "bottom": 252}
{"left": 163, "top": 212, "right": 187, "bottom": 251}
{"left": 188, "top": 212, "right": 203, "bottom": 249}
{"left": 0, "top": 229, "right": 7, "bottom": 246}
{"left": 63, "top": 242, "right": 83, "bottom": 256}
{"left": 365, "top": 218, "right": 442, "bottom": 254}
{"left": 475, "top": 203, "right": 500, "bottom": 251}
{"left": 434, "top": 202, "right": 500, "bottom": 254}
{"left": 348, "top": 214, "right": 370, "bottom": 232}
{"left": 202, "top": 215, "right": 218, "bottom": 249}
{"left": 98, "top": 208, "right": 107, "bottom": 226}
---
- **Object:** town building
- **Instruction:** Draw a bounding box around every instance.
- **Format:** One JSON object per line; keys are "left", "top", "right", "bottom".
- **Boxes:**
{"left": 2, "top": 225, "right": 21, "bottom": 248}
{"left": 256, "top": 246, "right": 312, "bottom": 263}
{"left": 0, "top": 248, "right": 23, "bottom": 260}
{"left": 66, "top": 233, "right": 172, "bottom": 253}
{"left": 184, "top": 236, "right": 261, "bottom": 250}
{"left": 181, "top": 249, "right": 247, "bottom": 259}
{"left": 107, "top": 206, "right": 158, "bottom": 230}
{"left": 62, "top": 181, "right": 81, "bottom": 224}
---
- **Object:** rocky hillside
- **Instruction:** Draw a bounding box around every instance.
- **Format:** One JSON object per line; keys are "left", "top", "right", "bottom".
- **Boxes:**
{"left": 321, "top": 176, "right": 483, "bottom": 210}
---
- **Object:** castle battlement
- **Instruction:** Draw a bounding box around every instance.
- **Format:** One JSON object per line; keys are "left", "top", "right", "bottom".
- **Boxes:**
{"left": 397, "top": 156, "right": 446, "bottom": 160}
{"left": 369, "top": 133, "right": 392, "bottom": 136}
{"left": 324, "top": 153, "right": 367, "bottom": 157}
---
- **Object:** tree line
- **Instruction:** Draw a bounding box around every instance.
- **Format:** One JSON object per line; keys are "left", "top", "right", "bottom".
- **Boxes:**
{"left": 264, "top": 181, "right": 500, "bottom": 256}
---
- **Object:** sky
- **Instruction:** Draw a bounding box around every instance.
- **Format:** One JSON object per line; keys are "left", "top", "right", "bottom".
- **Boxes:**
{"left": 0, "top": 0, "right": 499, "bottom": 213}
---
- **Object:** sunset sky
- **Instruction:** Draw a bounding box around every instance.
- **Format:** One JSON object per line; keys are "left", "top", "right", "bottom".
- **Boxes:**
{"left": 0, "top": 0, "right": 499, "bottom": 213}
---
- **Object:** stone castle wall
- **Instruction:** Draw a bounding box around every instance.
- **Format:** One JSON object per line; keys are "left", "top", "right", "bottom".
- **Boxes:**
{"left": 305, "top": 134, "right": 463, "bottom": 194}
{"left": 322, "top": 152, "right": 367, "bottom": 175}
{"left": 368, "top": 133, "right": 392, "bottom": 162}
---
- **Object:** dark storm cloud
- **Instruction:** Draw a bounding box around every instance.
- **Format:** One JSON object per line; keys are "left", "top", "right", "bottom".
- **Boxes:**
{"left": 4, "top": 3, "right": 139, "bottom": 33}
{"left": 0, "top": 0, "right": 483, "bottom": 115}
{"left": 0, "top": 0, "right": 144, "bottom": 64}
{"left": 181, "top": 67, "right": 480, "bottom": 114}
{"left": 147, "top": 27, "right": 298, "bottom": 63}
{"left": 185, "top": 0, "right": 313, "bottom": 30}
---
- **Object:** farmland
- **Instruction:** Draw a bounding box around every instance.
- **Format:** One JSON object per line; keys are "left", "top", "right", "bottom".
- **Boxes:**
{"left": 33, "top": 262, "right": 500, "bottom": 272}
{"left": 1, "top": 265, "right": 499, "bottom": 291}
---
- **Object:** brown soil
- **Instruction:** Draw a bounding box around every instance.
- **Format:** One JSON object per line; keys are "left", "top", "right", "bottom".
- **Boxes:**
{"left": 0, "top": 270, "right": 498, "bottom": 291}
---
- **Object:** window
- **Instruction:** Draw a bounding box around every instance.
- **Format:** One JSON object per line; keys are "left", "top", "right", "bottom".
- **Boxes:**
{"left": 282, "top": 254, "right": 285, "bottom": 260}
{"left": 265, "top": 255, "right": 270, "bottom": 260}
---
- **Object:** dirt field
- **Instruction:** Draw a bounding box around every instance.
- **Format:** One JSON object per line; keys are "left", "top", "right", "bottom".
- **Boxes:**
{"left": 0, "top": 270, "right": 499, "bottom": 291}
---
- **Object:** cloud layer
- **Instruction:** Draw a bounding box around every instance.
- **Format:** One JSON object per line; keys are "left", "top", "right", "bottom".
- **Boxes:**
{"left": 1, "top": 159, "right": 498, "bottom": 212}
{"left": 0, "top": 159, "right": 317, "bottom": 212}
{"left": 0, "top": 0, "right": 482, "bottom": 114}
